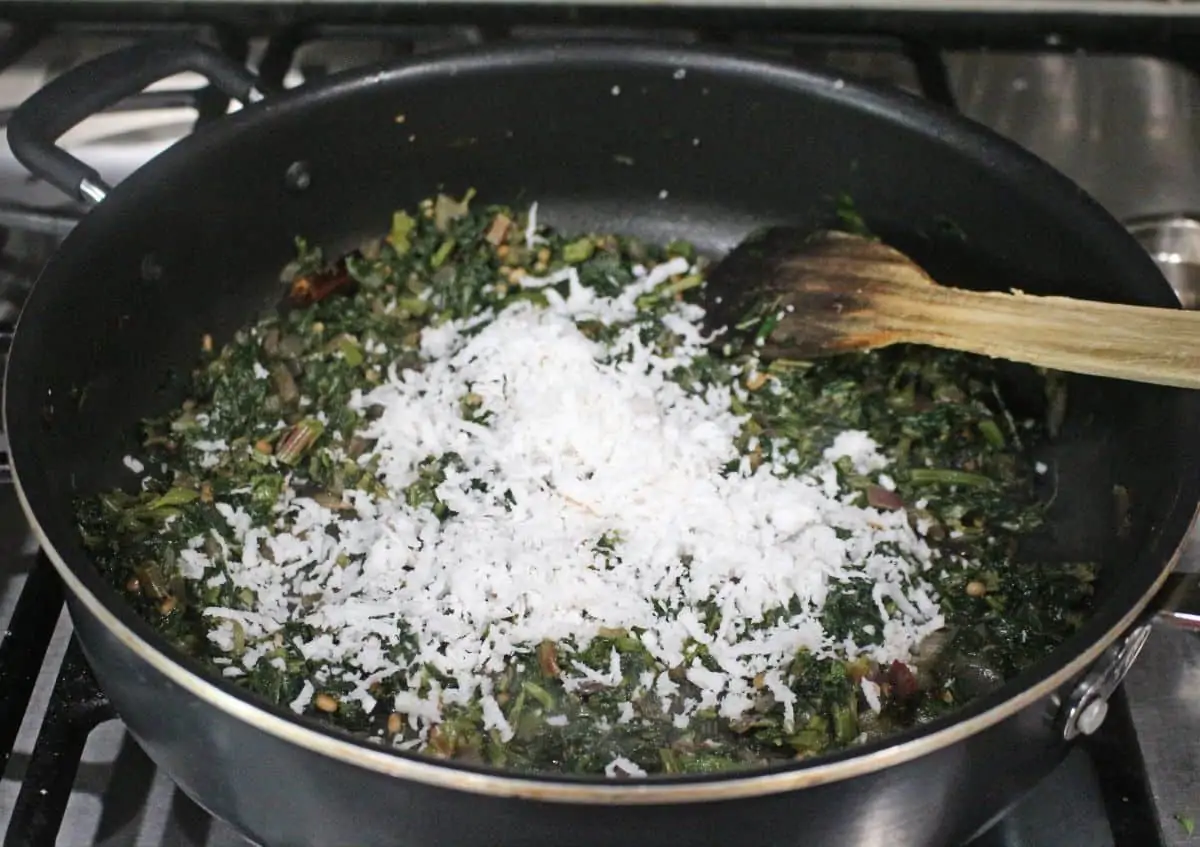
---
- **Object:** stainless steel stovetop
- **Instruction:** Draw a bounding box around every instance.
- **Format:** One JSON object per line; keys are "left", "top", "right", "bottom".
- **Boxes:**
{"left": 2, "top": 13, "right": 1200, "bottom": 846}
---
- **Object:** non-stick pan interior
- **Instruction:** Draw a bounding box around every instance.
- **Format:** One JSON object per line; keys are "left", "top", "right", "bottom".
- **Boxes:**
{"left": 8, "top": 42, "right": 1200, "bottom": 777}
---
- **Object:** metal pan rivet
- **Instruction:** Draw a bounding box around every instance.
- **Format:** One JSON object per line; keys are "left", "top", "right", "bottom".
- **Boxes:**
{"left": 1075, "top": 698, "right": 1109, "bottom": 735}
{"left": 285, "top": 161, "right": 312, "bottom": 192}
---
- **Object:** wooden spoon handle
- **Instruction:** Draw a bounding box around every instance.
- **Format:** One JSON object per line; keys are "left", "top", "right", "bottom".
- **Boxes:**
{"left": 874, "top": 282, "right": 1200, "bottom": 389}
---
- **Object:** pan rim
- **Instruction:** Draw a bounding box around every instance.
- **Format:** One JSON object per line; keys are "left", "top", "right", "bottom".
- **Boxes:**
{"left": 5, "top": 38, "right": 1195, "bottom": 803}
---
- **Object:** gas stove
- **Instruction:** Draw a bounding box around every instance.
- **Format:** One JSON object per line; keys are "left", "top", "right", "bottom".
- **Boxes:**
{"left": 2, "top": 7, "right": 1200, "bottom": 846}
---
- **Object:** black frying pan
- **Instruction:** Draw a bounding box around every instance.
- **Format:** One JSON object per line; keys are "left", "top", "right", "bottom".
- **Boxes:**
{"left": 6, "top": 38, "right": 1199, "bottom": 847}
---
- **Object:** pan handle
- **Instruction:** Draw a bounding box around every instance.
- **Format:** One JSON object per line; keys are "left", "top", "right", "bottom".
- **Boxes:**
{"left": 7, "top": 38, "right": 263, "bottom": 206}
{"left": 1059, "top": 567, "right": 1199, "bottom": 740}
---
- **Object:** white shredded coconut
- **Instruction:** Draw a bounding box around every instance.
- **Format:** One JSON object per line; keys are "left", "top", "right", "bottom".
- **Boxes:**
{"left": 480, "top": 694, "right": 514, "bottom": 742}
{"left": 605, "top": 756, "right": 647, "bottom": 778}
{"left": 185, "top": 256, "right": 946, "bottom": 741}
{"left": 824, "top": 431, "right": 889, "bottom": 475}
{"left": 524, "top": 202, "right": 547, "bottom": 250}
{"left": 289, "top": 680, "right": 315, "bottom": 713}
{"left": 861, "top": 678, "right": 883, "bottom": 714}
{"left": 177, "top": 549, "right": 210, "bottom": 579}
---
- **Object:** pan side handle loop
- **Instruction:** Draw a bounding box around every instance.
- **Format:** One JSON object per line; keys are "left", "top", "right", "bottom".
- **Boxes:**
{"left": 1151, "top": 570, "right": 1200, "bottom": 632}
{"left": 1059, "top": 569, "right": 1200, "bottom": 741}
{"left": 6, "top": 38, "right": 263, "bottom": 206}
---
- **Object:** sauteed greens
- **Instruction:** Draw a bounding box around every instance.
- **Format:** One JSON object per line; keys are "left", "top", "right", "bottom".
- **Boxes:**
{"left": 77, "top": 195, "right": 1095, "bottom": 777}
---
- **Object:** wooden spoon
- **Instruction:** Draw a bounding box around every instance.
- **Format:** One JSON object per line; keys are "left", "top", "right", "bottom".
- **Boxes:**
{"left": 701, "top": 227, "right": 1200, "bottom": 389}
